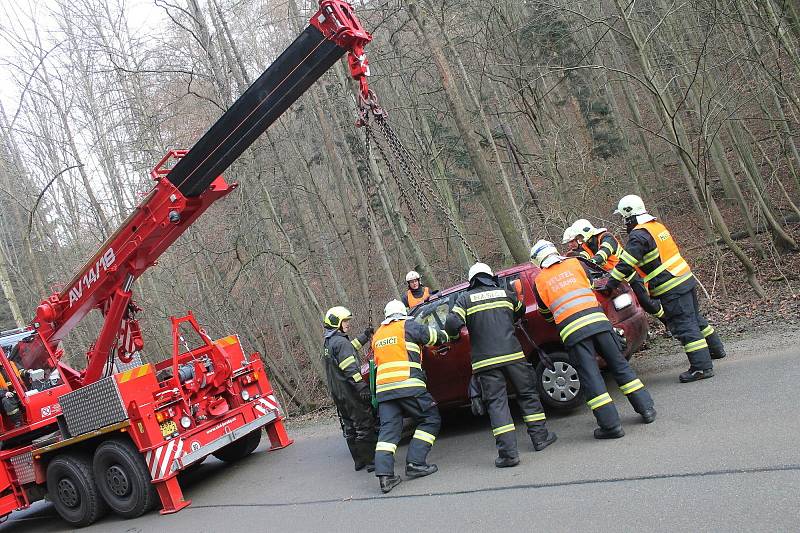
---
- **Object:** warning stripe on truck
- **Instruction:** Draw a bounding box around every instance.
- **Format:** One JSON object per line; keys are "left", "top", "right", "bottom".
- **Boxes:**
{"left": 146, "top": 438, "right": 185, "bottom": 481}
{"left": 254, "top": 395, "right": 281, "bottom": 416}
{"left": 117, "top": 364, "right": 153, "bottom": 383}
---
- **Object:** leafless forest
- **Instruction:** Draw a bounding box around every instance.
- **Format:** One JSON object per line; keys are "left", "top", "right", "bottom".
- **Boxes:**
{"left": 0, "top": 0, "right": 798, "bottom": 412}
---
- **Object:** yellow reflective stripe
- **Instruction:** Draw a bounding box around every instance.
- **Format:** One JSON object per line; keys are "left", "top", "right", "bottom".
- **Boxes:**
{"left": 641, "top": 249, "right": 660, "bottom": 265}
{"left": 552, "top": 296, "right": 598, "bottom": 321}
{"left": 492, "top": 423, "right": 515, "bottom": 436}
{"left": 407, "top": 342, "right": 421, "bottom": 353}
{"left": 351, "top": 338, "right": 363, "bottom": 351}
{"left": 587, "top": 392, "right": 613, "bottom": 410}
{"left": 684, "top": 339, "right": 709, "bottom": 353}
{"left": 523, "top": 413, "right": 546, "bottom": 423}
{"left": 376, "top": 442, "right": 397, "bottom": 454}
{"left": 643, "top": 254, "right": 687, "bottom": 283}
{"left": 619, "top": 378, "right": 644, "bottom": 395}
{"left": 650, "top": 272, "right": 694, "bottom": 296}
{"left": 413, "top": 429, "right": 436, "bottom": 445}
{"left": 701, "top": 325, "right": 714, "bottom": 337}
{"left": 471, "top": 351, "right": 525, "bottom": 371}
{"left": 377, "top": 370, "right": 412, "bottom": 381}
{"left": 377, "top": 361, "right": 422, "bottom": 372}
{"left": 514, "top": 300, "right": 523, "bottom": 311}
{"left": 466, "top": 301, "right": 514, "bottom": 315}
{"left": 654, "top": 306, "right": 665, "bottom": 318}
{"left": 610, "top": 268, "right": 627, "bottom": 281}
{"left": 620, "top": 250, "right": 639, "bottom": 266}
{"left": 559, "top": 312, "right": 609, "bottom": 342}
{"left": 453, "top": 306, "right": 466, "bottom": 320}
{"left": 601, "top": 241, "right": 616, "bottom": 253}
{"left": 352, "top": 373, "right": 363, "bottom": 382}
{"left": 596, "top": 249, "right": 609, "bottom": 262}
{"left": 579, "top": 250, "right": 591, "bottom": 259}
{"left": 375, "top": 378, "right": 427, "bottom": 393}
{"left": 338, "top": 355, "right": 356, "bottom": 370}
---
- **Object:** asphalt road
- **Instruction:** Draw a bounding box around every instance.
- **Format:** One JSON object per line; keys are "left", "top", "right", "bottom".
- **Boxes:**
{"left": 4, "top": 328, "right": 800, "bottom": 532}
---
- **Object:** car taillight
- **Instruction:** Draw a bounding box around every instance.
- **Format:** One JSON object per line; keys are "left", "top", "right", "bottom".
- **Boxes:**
{"left": 613, "top": 293, "right": 633, "bottom": 311}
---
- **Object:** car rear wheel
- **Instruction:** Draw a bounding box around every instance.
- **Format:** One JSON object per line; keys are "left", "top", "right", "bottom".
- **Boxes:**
{"left": 535, "top": 352, "right": 582, "bottom": 411}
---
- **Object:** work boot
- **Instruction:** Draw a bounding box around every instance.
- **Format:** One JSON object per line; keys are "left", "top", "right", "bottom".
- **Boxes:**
{"left": 494, "top": 456, "right": 520, "bottom": 468}
{"left": 710, "top": 348, "right": 727, "bottom": 360}
{"left": 405, "top": 462, "right": 438, "bottom": 479}
{"left": 594, "top": 425, "right": 625, "bottom": 439}
{"left": 679, "top": 368, "right": 714, "bottom": 383}
{"left": 532, "top": 431, "right": 558, "bottom": 451}
{"left": 379, "top": 475, "right": 402, "bottom": 494}
{"left": 352, "top": 441, "right": 375, "bottom": 472}
{"left": 640, "top": 408, "right": 657, "bottom": 424}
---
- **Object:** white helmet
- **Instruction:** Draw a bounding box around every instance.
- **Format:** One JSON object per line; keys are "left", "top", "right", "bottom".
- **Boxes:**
{"left": 571, "top": 219, "right": 607, "bottom": 241}
{"left": 561, "top": 226, "right": 577, "bottom": 244}
{"left": 405, "top": 270, "right": 421, "bottom": 282}
{"left": 614, "top": 194, "right": 647, "bottom": 217}
{"left": 384, "top": 299, "right": 407, "bottom": 318}
{"left": 467, "top": 262, "right": 493, "bottom": 281}
{"left": 530, "top": 240, "right": 560, "bottom": 268}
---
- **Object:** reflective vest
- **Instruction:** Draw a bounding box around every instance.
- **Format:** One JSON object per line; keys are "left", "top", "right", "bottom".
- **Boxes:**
{"left": 535, "top": 258, "right": 609, "bottom": 343}
{"left": 582, "top": 232, "right": 620, "bottom": 271}
{"left": 372, "top": 320, "right": 426, "bottom": 399}
{"left": 407, "top": 287, "right": 430, "bottom": 308}
{"left": 634, "top": 221, "right": 692, "bottom": 296}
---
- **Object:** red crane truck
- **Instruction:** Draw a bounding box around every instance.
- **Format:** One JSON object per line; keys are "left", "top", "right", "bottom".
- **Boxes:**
{"left": 0, "top": 1, "right": 372, "bottom": 527}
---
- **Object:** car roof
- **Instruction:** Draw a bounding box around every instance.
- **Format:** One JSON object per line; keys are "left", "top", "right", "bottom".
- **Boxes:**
{"left": 424, "top": 262, "right": 537, "bottom": 302}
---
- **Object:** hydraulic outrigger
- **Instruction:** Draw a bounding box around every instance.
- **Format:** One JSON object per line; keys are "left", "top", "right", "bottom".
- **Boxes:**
{"left": 0, "top": 1, "right": 372, "bottom": 527}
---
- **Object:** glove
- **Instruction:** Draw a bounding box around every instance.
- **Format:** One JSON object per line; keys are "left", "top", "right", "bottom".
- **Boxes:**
{"left": 357, "top": 383, "right": 372, "bottom": 403}
{"left": 470, "top": 397, "right": 486, "bottom": 417}
{"left": 614, "top": 327, "right": 628, "bottom": 352}
{"left": 363, "top": 327, "right": 374, "bottom": 339}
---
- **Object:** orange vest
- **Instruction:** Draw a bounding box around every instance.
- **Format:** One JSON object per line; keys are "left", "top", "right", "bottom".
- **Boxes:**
{"left": 372, "top": 320, "right": 419, "bottom": 387}
{"left": 634, "top": 221, "right": 691, "bottom": 289}
{"left": 407, "top": 287, "right": 430, "bottom": 308}
{"left": 582, "top": 232, "right": 620, "bottom": 272}
{"left": 0, "top": 362, "right": 21, "bottom": 390}
{"left": 535, "top": 258, "right": 600, "bottom": 324}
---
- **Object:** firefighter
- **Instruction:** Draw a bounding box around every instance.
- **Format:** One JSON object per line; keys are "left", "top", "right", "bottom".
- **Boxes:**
{"left": 562, "top": 226, "right": 581, "bottom": 257}
{"left": 568, "top": 219, "right": 671, "bottom": 335}
{"left": 531, "top": 240, "right": 656, "bottom": 438}
{"left": 322, "top": 306, "right": 377, "bottom": 472}
{"left": 445, "top": 263, "right": 557, "bottom": 468}
{"left": 372, "top": 299, "right": 449, "bottom": 493}
{"left": 0, "top": 359, "right": 25, "bottom": 428}
{"left": 401, "top": 270, "right": 431, "bottom": 309}
{"left": 604, "top": 195, "right": 726, "bottom": 382}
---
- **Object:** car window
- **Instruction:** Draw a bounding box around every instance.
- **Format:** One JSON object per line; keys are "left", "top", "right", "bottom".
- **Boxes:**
{"left": 412, "top": 296, "right": 453, "bottom": 329}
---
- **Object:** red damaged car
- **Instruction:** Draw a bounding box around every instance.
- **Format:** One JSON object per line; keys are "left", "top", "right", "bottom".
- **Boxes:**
{"left": 366, "top": 261, "right": 649, "bottom": 411}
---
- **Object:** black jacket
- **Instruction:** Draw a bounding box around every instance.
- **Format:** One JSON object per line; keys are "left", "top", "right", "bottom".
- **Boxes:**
{"left": 322, "top": 329, "right": 370, "bottom": 404}
{"left": 445, "top": 276, "right": 526, "bottom": 373}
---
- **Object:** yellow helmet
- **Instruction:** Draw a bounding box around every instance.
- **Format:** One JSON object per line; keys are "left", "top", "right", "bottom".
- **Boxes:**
{"left": 323, "top": 306, "right": 352, "bottom": 329}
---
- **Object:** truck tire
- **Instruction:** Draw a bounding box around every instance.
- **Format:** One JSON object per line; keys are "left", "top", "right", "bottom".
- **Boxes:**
{"left": 92, "top": 438, "right": 157, "bottom": 519}
{"left": 46, "top": 453, "right": 107, "bottom": 527}
{"left": 535, "top": 352, "right": 582, "bottom": 411}
{"left": 212, "top": 429, "right": 262, "bottom": 462}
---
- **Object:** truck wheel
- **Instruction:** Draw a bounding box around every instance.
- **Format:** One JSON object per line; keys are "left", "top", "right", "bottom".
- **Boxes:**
{"left": 536, "top": 352, "right": 582, "bottom": 411}
{"left": 46, "top": 453, "right": 107, "bottom": 527}
{"left": 92, "top": 438, "right": 157, "bottom": 518}
{"left": 212, "top": 429, "right": 262, "bottom": 462}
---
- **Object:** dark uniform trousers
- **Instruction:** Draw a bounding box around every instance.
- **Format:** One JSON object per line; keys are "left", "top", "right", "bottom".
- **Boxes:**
{"left": 661, "top": 287, "right": 723, "bottom": 371}
{"left": 478, "top": 361, "right": 548, "bottom": 460}
{"left": 374, "top": 393, "right": 441, "bottom": 476}
{"left": 569, "top": 330, "right": 654, "bottom": 429}
{"left": 628, "top": 275, "right": 664, "bottom": 318}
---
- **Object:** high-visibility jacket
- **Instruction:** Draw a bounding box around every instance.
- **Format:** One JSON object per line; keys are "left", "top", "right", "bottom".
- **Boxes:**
{"left": 579, "top": 231, "right": 622, "bottom": 272}
{"left": 0, "top": 361, "right": 22, "bottom": 391}
{"left": 371, "top": 318, "right": 447, "bottom": 402}
{"left": 608, "top": 220, "right": 695, "bottom": 298}
{"left": 533, "top": 258, "right": 612, "bottom": 346}
{"left": 446, "top": 281, "right": 526, "bottom": 373}
{"left": 403, "top": 286, "right": 430, "bottom": 309}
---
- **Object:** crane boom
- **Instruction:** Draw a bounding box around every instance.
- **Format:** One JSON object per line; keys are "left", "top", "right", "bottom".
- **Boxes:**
{"left": 29, "top": 0, "right": 372, "bottom": 388}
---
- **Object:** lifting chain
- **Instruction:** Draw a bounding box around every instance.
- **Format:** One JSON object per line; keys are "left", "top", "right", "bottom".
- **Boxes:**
{"left": 357, "top": 91, "right": 479, "bottom": 262}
